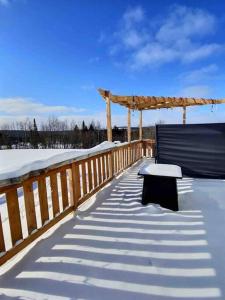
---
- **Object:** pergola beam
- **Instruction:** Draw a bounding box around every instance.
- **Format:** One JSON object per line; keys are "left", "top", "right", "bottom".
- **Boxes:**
{"left": 98, "top": 88, "right": 225, "bottom": 142}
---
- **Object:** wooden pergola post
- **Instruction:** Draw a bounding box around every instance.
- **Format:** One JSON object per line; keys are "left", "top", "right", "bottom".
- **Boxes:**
{"left": 183, "top": 106, "right": 186, "bottom": 125}
{"left": 139, "top": 110, "right": 142, "bottom": 140}
{"left": 127, "top": 108, "right": 131, "bottom": 143}
{"left": 105, "top": 90, "right": 112, "bottom": 142}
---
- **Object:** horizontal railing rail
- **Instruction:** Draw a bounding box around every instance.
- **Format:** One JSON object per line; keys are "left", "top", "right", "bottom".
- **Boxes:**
{"left": 0, "top": 139, "right": 154, "bottom": 265}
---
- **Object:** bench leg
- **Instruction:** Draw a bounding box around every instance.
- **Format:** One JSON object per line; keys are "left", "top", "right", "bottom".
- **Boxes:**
{"left": 141, "top": 175, "right": 179, "bottom": 211}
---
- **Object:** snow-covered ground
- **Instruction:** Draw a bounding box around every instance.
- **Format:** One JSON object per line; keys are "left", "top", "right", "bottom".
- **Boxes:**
{"left": 0, "top": 141, "right": 118, "bottom": 182}
{"left": 0, "top": 159, "right": 225, "bottom": 299}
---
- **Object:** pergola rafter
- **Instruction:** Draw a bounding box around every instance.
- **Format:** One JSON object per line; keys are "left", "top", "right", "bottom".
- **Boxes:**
{"left": 98, "top": 88, "right": 225, "bottom": 142}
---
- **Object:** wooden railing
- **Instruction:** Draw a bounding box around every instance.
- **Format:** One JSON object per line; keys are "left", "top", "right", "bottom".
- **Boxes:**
{"left": 0, "top": 140, "right": 153, "bottom": 265}
{"left": 143, "top": 139, "right": 156, "bottom": 157}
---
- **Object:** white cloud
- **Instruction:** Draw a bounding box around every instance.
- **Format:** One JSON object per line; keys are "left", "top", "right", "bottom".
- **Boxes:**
{"left": 181, "top": 64, "right": 218, "bottom": 83}
{"left": 0, "top": 97, "right": 85, "bottom": 115}
{"left": 0, "top": 0, "right": 9, "bottom": 6}
{"left": 182, "top": 44, "right": 221, "bottom": 63}
{"left": 156, "top": 5, "right": 216, "bottom": 43}
{"left": 177, "top": 85, "right": 212, "bottom": 98}
{"left": 110, "top": 6, "right": 148, "bottom": 53}
{"left": 123, "top": 6, "right": 144, "bottom": 29}
{"left": 109, "top": 5, "right": 222, "bottom": 69}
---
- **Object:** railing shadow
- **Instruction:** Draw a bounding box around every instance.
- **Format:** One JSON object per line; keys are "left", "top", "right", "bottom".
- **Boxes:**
{"left": 0, "top": 159, "right": 224, "bottom": 299}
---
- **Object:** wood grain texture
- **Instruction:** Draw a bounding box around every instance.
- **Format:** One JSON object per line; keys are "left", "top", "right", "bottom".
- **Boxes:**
{"left": 93, "top": 158, "right": 98, "bottom": 188}
{"left": 6, "top": 188, "right": 23, "bottom": 246}
{"left": 38, "top": 178, "right": 49, "bottom": 225}
{"left": 81, "top": 162, "right": 87, "bottom": 196}
{"left": 60, "top": 169, "right": 69, "bottom": 210}
{"left": 50, "top": 173, "right": 60, "bottom": 217}
{"left": 71, "top": 163, "right": 81, "bottom": 208}
{"left": 23, "top": 181, "right": 37, "bottom": 235}
{"left": 87, "top": 159, "right": 93, "bottom": 192}
{"left": 0, "top": 213, "right": 5, "bottom": 252}
{"left": 97, "top": 157, "right": 102, "bottom": 185}
{"left": 102, "top": 156, "right": 106, "bottom": 181}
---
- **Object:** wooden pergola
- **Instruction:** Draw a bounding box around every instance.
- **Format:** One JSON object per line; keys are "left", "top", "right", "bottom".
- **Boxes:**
{"left": 98, "top": 88, "right": 225, "bottom": 142}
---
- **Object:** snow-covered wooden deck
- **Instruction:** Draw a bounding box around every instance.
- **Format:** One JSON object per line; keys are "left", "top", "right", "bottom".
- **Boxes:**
{"left": 1, "top": 159, "right": 225, "bottom": 299}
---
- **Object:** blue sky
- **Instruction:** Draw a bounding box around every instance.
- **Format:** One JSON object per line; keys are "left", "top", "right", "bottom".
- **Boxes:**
{"left": 0, "top": 0, "right": 225, "bottom": 127}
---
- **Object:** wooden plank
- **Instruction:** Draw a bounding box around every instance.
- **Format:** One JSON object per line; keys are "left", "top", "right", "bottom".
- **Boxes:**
{"left": 23, "top": 181, "right": 37, "bottom": 235}
{"left": 6, "top": 188, "right": 23, "bottom": 246}
{"left": 93, "top": 158, "right": 98, "bottom": 188}
{"left": 123, "top": 147, "right": 126, "bottom": 168}
{"left": 60, "top": 169, "right": 69, "bottom": 210}
{"left": 81, "top": 162, "right": 87, "bottom": 196}
{"left": 102, "top": 155, "right": 106, "bottom": 181}
{"left": 71, "top": 162, "right": 81, "bottom": 208}
{"left": 67, "top": 169, "right": 74, "bottom": 207}
{"left": 106, "top": 154, "right": 110, "bottom": 179}
{"left": 0, "top": 213, "right": 5, "bottom": 252}
{"left": 114, "top": 150, "right": 118, "bottom": 174}
{"left": 118, "top": 149, "right": 120, "bottom": 171}
{"left": 97, "top": 157, "right": 102, "bottom": 185}
{"left": 50, "top": 173, "right": 60, "bottom": 217}
{"left": 38, "top": 178, "right": 49, "bottom": 225}
{"left": 87, "top": 159, "right": 93, "bottom": 192}
{"left": 110, "top": 151, "right": 114, "bottom": 178}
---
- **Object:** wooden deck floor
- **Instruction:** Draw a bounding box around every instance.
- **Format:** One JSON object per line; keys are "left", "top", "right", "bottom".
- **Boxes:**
{"left": 0, "top": 159, "right": 225, "bottom": 299}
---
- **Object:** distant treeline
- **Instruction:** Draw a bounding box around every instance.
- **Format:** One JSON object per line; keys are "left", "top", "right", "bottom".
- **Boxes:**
{"left": 0, "top": 117, "right": 155, "bottom": 149}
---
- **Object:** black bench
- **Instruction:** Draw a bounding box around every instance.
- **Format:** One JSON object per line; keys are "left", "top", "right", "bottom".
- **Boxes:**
{"left": 138, "top": 163, "right": 182, "bottom": 211}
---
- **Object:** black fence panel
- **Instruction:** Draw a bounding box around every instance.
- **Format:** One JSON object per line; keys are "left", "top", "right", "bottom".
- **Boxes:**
{"left": 156, "top": 123, "right": 225, "bottom": 179}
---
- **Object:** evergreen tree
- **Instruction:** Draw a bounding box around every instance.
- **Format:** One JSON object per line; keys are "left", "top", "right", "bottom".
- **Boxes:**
{"left": 82, "top": 120, "right": 88, "bottom": 131}
{"left": 30, "top": 118, "right": 39, "bottom": 148}
{"left": 33, "top": 118, "right": 38, "bottom": 131}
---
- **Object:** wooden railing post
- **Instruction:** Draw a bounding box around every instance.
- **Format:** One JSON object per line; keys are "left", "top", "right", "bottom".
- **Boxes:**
{"left": 143, "top": 140, "right": 146, "bottom": 157}
{"left": 6, "top": 188, "right": 23, "bottom": 246}
{"left": 0, "top": 214, "right": 5, "bottom": 252}
{"left": 93, "top": 158, "right": 98, "bottom": 188}
{"left": 23, "top": 181, "right": 37, "bottom": 235}
{"left": 50, "top": 173, "right": 60, "bottom": 217}
{"left": 60, "top": 169, "right": 69, "bottom": 210}
{"left": 71, "top": 162, "right": 81, "bottom": 209}
{"left": 110, "top": 150, "right": 114, "bottom": 178}
{"left": 38, "top": 178, "right": 49, "bottom": 226}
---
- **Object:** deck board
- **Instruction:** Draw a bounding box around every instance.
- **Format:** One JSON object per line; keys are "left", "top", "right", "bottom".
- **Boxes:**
{"left": 0, "top": 158, "right": 225, "bottom": 300}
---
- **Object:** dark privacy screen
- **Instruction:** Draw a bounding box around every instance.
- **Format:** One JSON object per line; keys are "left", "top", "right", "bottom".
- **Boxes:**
{"left": 156, "top": 123, "right": 225, "bottom": 179}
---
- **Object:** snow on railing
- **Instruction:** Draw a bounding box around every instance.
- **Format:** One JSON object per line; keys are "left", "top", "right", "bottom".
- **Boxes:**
{"left": 0, "top": 139, "right": 154, "bottom": 265}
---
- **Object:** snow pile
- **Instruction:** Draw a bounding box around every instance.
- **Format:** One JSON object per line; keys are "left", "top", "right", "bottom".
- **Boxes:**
{"left": 0, "top": 141, "right": 120, "bottom": 182}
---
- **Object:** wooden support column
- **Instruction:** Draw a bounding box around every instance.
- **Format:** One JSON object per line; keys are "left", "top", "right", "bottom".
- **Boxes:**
{"left": 105, "top": 90, "right": 112, "bottom": 142}
{"left": 127, "top": 108, "right": 131, "bottom": 143}
{"left": 139, "top": 110, "right": 143, "bottom": 140}
{"left": 183, "top": 106, "right": 186, "bottom": 125}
